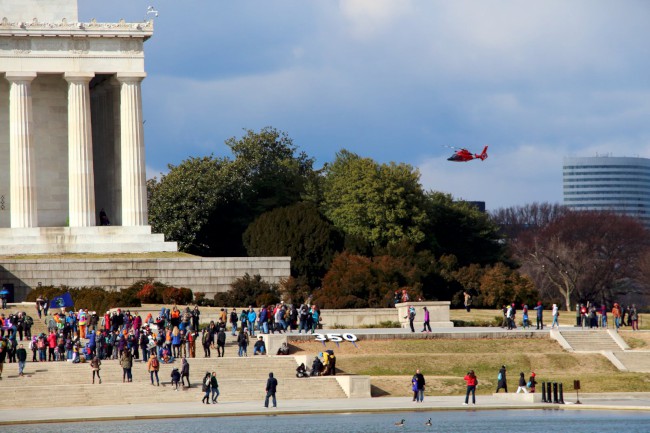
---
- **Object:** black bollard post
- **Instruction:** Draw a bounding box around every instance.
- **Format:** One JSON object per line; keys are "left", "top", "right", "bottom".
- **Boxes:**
{"left": 553, "top": 382, "right": 559, "bottom": 403}
{"left": 546, "top": 382, "right": 552, "bottom": 403}
{"left": 559, "top": 383, "right": 565, "bottom": 404}
{"left": 541, "top": 381, "right": 547, "bottom": 403}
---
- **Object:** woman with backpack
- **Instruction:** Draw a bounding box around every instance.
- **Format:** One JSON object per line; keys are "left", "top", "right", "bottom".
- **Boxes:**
{"left": 147, "top": 352, "right": 160, "bottom": 386}
{"left": 201, "top": 372, "right": 212, "bottom": 404}
{"left": 528, "top": 371, "right": 537, "bottom": 393}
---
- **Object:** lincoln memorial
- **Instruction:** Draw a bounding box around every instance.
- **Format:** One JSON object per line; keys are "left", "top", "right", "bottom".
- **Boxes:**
{"left": 0, "top": 0, "right": 176, "bottom": 253}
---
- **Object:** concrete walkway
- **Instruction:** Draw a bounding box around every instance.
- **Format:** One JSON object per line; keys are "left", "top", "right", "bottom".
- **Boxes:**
{"left": 2, "top": 393, "right": 650, "bottom": 425}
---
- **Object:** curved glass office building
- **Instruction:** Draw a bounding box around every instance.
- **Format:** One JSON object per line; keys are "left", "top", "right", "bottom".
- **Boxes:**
{"left": 563, "top": 156, "right": 650, "bottom": 227}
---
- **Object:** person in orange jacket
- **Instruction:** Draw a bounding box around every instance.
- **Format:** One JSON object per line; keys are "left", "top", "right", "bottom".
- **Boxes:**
{"left": 612, "top": 303, "right": 622, "bottom": 330}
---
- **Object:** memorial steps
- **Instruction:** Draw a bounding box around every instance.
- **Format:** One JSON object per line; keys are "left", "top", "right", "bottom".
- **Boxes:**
{"left": 554, "top": 329, "right": 650, "bottom": 373}
{"left": 557, "top": 330, "right": 625, "bottom": 352}
{"left": 0, "top": 226, "right": 177, "bottom": 255}
{"left": 0, "top": 356, "right": 347, "bottom": 407}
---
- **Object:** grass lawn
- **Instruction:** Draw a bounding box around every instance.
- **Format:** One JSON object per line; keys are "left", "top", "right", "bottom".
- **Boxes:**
{"left": 291, "top": 338, "right": 650, "bottom": 397}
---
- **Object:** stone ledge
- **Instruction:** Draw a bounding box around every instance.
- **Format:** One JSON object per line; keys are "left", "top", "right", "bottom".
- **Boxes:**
{"left": 491, "top": 392, "right": 544, "bottom": 403}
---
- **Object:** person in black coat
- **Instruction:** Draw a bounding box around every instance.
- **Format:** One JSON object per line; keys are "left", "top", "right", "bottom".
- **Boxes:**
{"left": 496, "top": 365, "right": 508, "bottom": 393}
{"left": 265, "top": 372, "right": 278, "bottom": 408}
{"left": 216, "top": 328, "right": 226, "bottom": 357}
{"left": 171, "top": 368, "right": 181, "bottom": 390}
{"left": 181, "top": 357, "right": 190, "bottom": 387}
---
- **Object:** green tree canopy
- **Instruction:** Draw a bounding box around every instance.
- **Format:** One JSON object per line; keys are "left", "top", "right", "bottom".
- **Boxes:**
{"left": 148, "top": 156, "right": 229, "bottom": 254}
{"left": 149, "top": 128, "right": 314, "bottom": 256}
{"left": 321, "top": 150, "right": 429, "bottom": 248}
{"left": 424, "top": 192, "right": 505, "bottom": 266}
{"left": 243, "top": 202, "right": 342, "bottom": 287}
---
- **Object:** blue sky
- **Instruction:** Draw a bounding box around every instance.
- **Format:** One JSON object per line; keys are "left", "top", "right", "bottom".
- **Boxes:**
{"left": 79, "top": 0, "right": 650, "bottom": 210}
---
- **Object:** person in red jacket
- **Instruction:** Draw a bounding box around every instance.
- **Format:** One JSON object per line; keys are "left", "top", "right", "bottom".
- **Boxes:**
{"left": 463, "top": 370, "right": 478, "bottom": 405}
{"left": 47, "top": 330, "right": 57, "bottom": 362}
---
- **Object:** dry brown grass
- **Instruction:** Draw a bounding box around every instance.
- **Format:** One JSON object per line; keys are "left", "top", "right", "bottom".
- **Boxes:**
{"left": 620, "top": 330, "right": 650, "bottom": 349}
{"left": 293, "top": 337, "right": 648, "bottom": 397}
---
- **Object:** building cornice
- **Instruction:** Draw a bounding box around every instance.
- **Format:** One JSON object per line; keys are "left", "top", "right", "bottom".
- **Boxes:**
{"left": 0, "top": 18, "right": 153, "bottom": 40}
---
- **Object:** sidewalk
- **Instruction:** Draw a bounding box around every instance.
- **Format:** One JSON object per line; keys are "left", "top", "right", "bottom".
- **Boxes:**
{"left": 2, "top": 394, "right": 650, "bottom": 425}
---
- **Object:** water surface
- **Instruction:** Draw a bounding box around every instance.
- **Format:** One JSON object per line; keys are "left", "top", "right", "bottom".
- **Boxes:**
{"left": 5, "top": 409, "right": 650, "bottom": 433}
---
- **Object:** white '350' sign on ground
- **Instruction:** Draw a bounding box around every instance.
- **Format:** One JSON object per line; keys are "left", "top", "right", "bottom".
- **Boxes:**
{"left": 314, "top": 333, "right": 358, "bottom": 342}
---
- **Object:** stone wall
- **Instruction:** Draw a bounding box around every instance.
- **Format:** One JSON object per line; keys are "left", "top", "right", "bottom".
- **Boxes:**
{"left": 395, "top": 301, "right": 453, "bottom": 329}
{"left": 0, "top": 256, "right": 291, "bottom": 301}
{"left": 319, "top": 308, "right": 400, "bottom": 328}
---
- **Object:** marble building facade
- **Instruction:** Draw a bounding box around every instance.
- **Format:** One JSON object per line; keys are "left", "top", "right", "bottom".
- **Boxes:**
{"left": 0, "top": 0, "right": 176, "bottom": 253}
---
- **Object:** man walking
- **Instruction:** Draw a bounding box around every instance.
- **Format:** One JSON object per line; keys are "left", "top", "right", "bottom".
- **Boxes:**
{"left": 264, "top": 372, "right": 278, "bottom": 408}
{"left": 534, "top": 302, "right": 544, "bottom": 329}
{"left": 16, "top": 343, "right": 27, "bottom": 376}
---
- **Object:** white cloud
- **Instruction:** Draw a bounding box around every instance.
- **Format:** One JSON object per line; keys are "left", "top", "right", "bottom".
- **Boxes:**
{"left": 146, "top": 164, "right": 168, "bottom": 180}
{"left": 338, "top": 0, "right": 413, "bottom": 39}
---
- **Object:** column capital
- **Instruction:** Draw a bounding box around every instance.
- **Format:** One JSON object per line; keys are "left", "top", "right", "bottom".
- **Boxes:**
{"left": 64, "top": 72, "right": 95, "bottom": 83}
{"left": 5, "top": 72, "right": 37, "bottom": 82}
{"left": 116, "top": 72, "right": 147, "bottom": 83}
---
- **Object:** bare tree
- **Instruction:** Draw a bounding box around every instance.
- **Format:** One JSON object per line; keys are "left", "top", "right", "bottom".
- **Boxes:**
{"left": 514, "top": 210, "right": 650, "bottom": 309}
{"left": 491, "top": 202, "right": 569, "bottom": 240}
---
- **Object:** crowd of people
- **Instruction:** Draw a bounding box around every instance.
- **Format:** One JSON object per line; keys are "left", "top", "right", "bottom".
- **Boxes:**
{"left": 0, "top": 300, "right": 329, "bottom": 388}
{"left": 497, "top": 301, "right": 641, "bottom": 331}
{"left": 575, "top": 302, "right": 640, "bottom": 330}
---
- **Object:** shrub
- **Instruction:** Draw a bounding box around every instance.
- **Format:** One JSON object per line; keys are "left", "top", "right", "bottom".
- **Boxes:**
{"left": 213, "top": 273, "right": 279, "bottom": 307}
{"left": 162, "top": 287, "right": 193, "bottom": 305}
{"left": 359, "top": 320, "right": 402, "bottom": 329}
{"left": 25, "top": 285, "right": 141, "bottom": 314}
{"left": 136, "top": 283, "right": 160, "bottom": 304}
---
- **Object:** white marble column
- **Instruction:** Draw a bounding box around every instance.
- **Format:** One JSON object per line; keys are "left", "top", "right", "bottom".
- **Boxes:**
{"left": 6, "top": 72, "right": 38, "bottom": 228}
{"left": 65, "top": 72, "right": 96, "bottom": 227}
{"left": 117, "top": 73, "right": 147, "bottom": 226}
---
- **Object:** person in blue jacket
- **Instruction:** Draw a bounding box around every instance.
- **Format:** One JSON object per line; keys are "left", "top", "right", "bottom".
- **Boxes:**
{"left": 87, "top": 330, "right": 97, "bottom": 358}
{"left": 247, "top": 308, "right": 257, "bottom": 337}
{"left": 259, "top": 306, "right": 268, "bottom": 334}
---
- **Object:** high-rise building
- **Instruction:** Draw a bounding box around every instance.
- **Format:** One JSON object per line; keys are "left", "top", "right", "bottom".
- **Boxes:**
{"left": 563, "top": 156, "right": 650, "bottom": 226}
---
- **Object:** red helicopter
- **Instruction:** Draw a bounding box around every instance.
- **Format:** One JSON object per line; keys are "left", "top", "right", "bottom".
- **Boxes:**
{"left": 446, "top": 145, "right": 488, "bottom": 162}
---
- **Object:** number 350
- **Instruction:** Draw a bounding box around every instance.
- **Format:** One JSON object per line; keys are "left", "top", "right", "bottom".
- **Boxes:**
{"left": 314, "top": 333, "right": 358, "bottom": 342}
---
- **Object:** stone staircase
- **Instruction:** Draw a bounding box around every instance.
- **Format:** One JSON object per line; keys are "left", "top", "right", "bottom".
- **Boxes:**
{"left": 0, "top": 356, "right": 348, "bottom": 408}
{"left": 551, "top": 329, "right": 650, "bottom": 373}
{"left": 0, "top": 226, "right": 177, "bottom": 254}
{"left": 556, "top": 329, "right": 625, "bottom": 352}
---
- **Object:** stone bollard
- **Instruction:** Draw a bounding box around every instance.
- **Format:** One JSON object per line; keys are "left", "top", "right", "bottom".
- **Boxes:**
{"left": 541, "top": 381, "right": 547, "bottom": 403}
{"left": 546, "top": 382, "right": 552, "bottom": 403}
{"left": 552, "top": 382, "right": 559, "bottom": 403}
{"left": 559, "top": 383, "right": 565, "bottom": 404}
